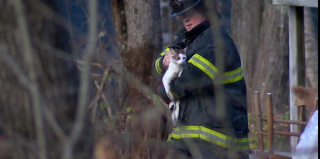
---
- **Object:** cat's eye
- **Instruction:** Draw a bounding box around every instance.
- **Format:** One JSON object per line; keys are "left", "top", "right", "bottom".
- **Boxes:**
{"left": 177, "top": 57, "right": 180, "bottom": 60}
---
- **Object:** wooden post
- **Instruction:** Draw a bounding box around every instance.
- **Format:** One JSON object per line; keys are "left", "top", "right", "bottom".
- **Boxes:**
{"left": 254, "top": 91, "right": 265, "bottom": 152}
{"left": 267, "top": 93, "right": 274, "bottom": 154}
{"left": 288, "top": 6, "right": 305, "bottom": 153}
{"left": 298, "top": 105, "right": 306, "bottom": 133}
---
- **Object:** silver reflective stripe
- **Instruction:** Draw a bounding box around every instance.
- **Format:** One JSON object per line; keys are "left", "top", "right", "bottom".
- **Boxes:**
{"left": 189, "top": 56, "right": 218, "bottom": 80}
{"left": 171, "top": 126, "right": 249, "bottom": 149}
{"left": 172, "top": 129, "right": 180, "bottom": 134}
{"left": 173, "top": 129, "right": 227, "bottom": 144}
{"left": 224, "top": 69, "right": 243, "bottom": 81}
{"left": 200, "top": 129, "right": 227, "bottom": 144}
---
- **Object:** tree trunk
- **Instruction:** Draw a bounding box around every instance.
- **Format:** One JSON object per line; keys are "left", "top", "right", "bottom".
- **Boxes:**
{"left": 304, "top": 8, "right": 318, "bottom": 88}
{"left": 231, "top": 0, "right": 264, "bottom": 99}
{"left": 231, "top": 1, "right": 289, "bottom": 113}
{"left": 110, "top": 0, "right": 127, "bottom": 56}
{"left": 111, "top": 0, "right": 162, "bottom": 104}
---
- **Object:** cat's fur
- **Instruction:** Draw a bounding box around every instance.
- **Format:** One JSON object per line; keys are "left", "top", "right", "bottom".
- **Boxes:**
{"left": 162, "top": 48, "right": 186, "bottom": 126}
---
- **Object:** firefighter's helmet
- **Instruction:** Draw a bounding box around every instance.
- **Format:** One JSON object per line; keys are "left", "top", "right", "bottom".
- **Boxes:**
{"left": 169, "top": 0, "right": 202, "bottom": 17}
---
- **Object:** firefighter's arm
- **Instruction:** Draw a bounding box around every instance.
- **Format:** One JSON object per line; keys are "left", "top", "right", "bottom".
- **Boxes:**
{"left": 157, "top": 84, "right": 171, "bottom": 104}
{"left": 152, "top": 34, "right": 186, "bottom": 81}
{"left": 168, "top": 43, "right": 222, "bottom": 99}
{"left": 152, "top": 48, "right": 171, "bottom": 81}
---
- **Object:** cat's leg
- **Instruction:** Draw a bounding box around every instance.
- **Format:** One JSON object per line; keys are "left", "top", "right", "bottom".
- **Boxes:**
{"left": 169, "top": 101, "right": 176, "bottom": 126}
{"left": 162, "top": 76, "right": 174, "bottom": 100}
{"left": 172, "top": 100, "right": 179, "bottom": 125}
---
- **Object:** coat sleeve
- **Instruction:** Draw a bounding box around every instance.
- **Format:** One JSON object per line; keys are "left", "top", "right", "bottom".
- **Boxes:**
{"left": 152, "top": 48, "right": 169, "bottom": 81}
{"left": 157, "top": 84, "right": 171, "bottom": 104}
{"left": 152, "top": 35, "right": 186, "bottom": 80}
{"left": 152, "top": 33, "right": 187, "bottom": 101}
{"left": 169, "top": 41, "right": 228, "bottom": 99}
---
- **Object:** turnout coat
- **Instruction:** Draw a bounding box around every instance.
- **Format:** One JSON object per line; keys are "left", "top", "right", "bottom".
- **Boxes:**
{"left": 153, "top": 20, "right": 250, "bottom": 158}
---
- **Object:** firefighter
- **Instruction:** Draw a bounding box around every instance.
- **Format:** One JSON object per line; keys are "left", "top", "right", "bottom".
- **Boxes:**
{"left": 153, "top": 0, "right": 250, "bottom": 158}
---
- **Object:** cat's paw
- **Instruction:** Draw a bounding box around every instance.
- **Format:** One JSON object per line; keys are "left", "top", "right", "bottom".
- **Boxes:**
{"left": 170, "top": 101, "right": 180, "bottom": 127}
{"left": 169, "top": 101, "right": 175, "bottom": 112}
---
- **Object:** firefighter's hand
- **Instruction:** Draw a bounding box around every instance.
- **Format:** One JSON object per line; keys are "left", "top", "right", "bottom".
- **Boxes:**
{"left": 163, "top": 51, "right": 172, "bottom": 67}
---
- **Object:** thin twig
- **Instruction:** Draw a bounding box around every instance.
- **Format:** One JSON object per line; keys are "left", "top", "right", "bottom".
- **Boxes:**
{"left": 76, "top": 60, "right": 105, "bottom": 68}
{"left": 76, "top": 65, "right": 102, "bottom": 78}
{"left": 93, "top": 80, "right": 113, "bottom": 118}
{"left": 33, "top": 38, "right": 74, "bottom": 62}
{"left": 88, "top": 66, "right": 111, "bottom": 109}
{"left": 12, "top": 0, "right": 47, "bottom": 158}
{"left": 0, "top": 44, "right": 30, "bottom": 87}
{"left": 122, "top": 69, "right": 170, "bottom": 120}
{"left": 88, "top": 67, "right": 111, "bottom": 121}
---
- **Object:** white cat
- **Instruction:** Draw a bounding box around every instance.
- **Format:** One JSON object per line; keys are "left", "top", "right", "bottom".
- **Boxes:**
{"left": 162, "top": 48, "right": 186, "bottom": 126}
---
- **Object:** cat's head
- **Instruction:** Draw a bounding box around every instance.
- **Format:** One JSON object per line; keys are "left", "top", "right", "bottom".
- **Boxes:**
{"left": 171, "top": 48, "right": 186, "bottom": 65}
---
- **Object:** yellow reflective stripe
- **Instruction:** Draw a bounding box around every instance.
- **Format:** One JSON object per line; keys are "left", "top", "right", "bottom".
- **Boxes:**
{"left": 167, "top": 134, "right": 173, "bottom": 142}
{"left": 201, "top": 126, "right": 227, "bottom": 140}
{"left": 224, "top": 74, "right": 243, "bottom": 84}
{"left": 223, "top": 67, "right": 244, "bottom": 84}
{"left": 160, "top": 47, "right": 171, "bottom": 57}
{"left": 188, "top": 53, "right": 243, "bottom": 84}
{"left": 155, "top": 57, "right": 163, "bottom": 75}
{"left": 235, "top": 138, "right": 248, "bottom": 142}
{"left": 188, "top": 54, "right": 243, "bottom": 83}
{"left": 183, "top": 126, "right": 227, "bottom": 140}
{"left": 171, "top": 134, "right": 181, "bottom": 139}
{"left": 169, "top": 126, "right": 249, "bottom": 149}
{"left": 201, "top": 135, "right": 228, "bottom": 147}
{"left": 188, "top": 54, "right": 218, "bottom": 80}
{"left": 224, "top": 67, "right": 241, "bottom": 76}
{"left": 157, "top": 48, "right": 171, "bottom": 74}
{"left": 237, "top": 145, "right": 250, "bottom": 149}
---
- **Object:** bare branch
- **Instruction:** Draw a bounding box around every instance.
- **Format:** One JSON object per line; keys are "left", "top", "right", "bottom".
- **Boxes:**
{"left": 123, "top": 69, "right": 168, "bottom": 112}
{"left": 62, "top": 0, "right": 98, "bottom": 158}
{"left": 33, "top": 38, "right": 75, "bottom": 62}
{"left": 76, "top": 60, "right": 105, "bottom": 68}
{"left": 42, "top": 107, "right": 67, "bottom": 141}
{"left": 93, "top": 80, "right": 113, "bottom": 118}
{"left": 0, "top": 44, "right": 30, "bottom": 87}
{"left": 88, "top": 67, "right": 111, "bottom": 119}
{"left": 12, "top": 0, "right": 47, "bottom": 158}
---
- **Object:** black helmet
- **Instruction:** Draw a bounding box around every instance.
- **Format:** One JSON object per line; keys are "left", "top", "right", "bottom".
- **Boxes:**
{"left": 169, "top": 0, "right": 202, "bottom": 17}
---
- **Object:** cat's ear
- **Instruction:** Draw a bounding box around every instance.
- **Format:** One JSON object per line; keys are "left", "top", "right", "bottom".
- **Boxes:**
{"left": 171, "top": 48, "right": 178, "bottom": 56}
{"left": 183, "top": 48, "right": 187, "bottom": 54}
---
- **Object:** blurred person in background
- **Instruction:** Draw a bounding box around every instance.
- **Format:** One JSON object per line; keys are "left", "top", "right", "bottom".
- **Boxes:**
{"left": 152, "top": 0, "right": 250, "bottom": 158}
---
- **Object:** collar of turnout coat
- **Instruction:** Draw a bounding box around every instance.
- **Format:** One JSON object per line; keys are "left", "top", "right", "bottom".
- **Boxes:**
{"left": 174, "top": 20, "right": 211, "bottom": 43}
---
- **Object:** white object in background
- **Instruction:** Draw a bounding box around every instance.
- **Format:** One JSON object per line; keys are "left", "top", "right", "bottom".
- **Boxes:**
{"left": 292, "top": 110, "right": 318, "bottom": 159}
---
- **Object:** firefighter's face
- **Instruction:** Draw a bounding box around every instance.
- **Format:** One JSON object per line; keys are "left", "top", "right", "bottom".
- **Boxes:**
{"left": 181, "top": 11, "right": 206, "bottom": 31}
